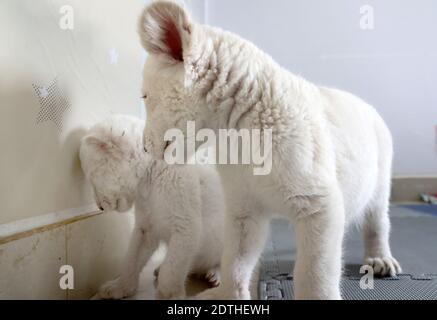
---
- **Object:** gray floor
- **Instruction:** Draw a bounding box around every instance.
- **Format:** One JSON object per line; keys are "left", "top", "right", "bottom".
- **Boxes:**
{"left": 261, "top": 205, "right": 437, "bottom": 275}
{"left": 260, "top": 205, "right": 437, "bottom": 299}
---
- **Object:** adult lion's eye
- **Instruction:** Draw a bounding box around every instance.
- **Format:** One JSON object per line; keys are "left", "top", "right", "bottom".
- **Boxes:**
{"left": 144, "top": 146, "right": 148, "bottom": 153}
{"left": 142, "top": 94, "right": 147, "bottom": 99}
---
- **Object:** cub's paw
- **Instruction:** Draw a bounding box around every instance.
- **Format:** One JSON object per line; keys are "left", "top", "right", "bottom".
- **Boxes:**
{"left": 155, "top": 285, "right": 186, "bottom": 300}
{"left": 196, "top": 286, "right": 250, "bottom": 300}
{"left": 155, "top": 274, "right": 185, "bottom": 300}
{"left": 364, "top": 256, "right": 402, "bottom": 277}
{"left": 98, "top": 278, "right": 138, "bottom": 300}
{"left": 205, "top": 268, "right": 221, "bottom": 287}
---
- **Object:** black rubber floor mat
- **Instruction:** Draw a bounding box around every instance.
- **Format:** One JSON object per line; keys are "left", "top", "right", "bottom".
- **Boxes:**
{"left": 259, "top": 272, "right": 437, "bottom": 300}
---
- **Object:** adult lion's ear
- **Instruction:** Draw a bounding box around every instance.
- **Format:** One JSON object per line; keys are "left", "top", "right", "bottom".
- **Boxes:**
{"left": 138, "top": 1, "right": 193, "bottom": 62}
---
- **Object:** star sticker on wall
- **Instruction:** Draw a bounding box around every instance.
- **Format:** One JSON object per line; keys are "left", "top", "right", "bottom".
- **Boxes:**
{"left": 109, "top": 48, "right": 119, "bottom": 65}
{"left": 38, "top": 87, "right": 49, "bottom": 98}
{"left": 32, "top": 77, "right": 71, "bottom": 132}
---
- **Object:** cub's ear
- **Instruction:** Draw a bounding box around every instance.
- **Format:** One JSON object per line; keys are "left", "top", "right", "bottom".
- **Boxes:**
{"left": 138, "top": 1, "right": 192, "bottom": 62}
{"left": 83, "top": 136, "right": 110, "bottom": 153}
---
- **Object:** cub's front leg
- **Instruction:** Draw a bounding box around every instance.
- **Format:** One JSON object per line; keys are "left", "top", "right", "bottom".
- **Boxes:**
{"left": 98, "top": 226, "right": 158, "bottom": 299}
{"left": 156, "top": 227, "right": 200, "bottom": 299}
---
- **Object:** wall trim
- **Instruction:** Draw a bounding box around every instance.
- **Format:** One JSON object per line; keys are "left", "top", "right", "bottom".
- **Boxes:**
{"left": 391, "top": 176, "right": 437, "bottom": 202}
{"left": 0, "top": 204, "right": 102, "bottom": 245}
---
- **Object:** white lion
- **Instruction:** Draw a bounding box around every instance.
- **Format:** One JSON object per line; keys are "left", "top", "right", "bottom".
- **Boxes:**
{"left": 137, "top": 1, "right": 401, "bottom": 300}
{"left": 79, "top": 115, "right": 224, "bottom": 299}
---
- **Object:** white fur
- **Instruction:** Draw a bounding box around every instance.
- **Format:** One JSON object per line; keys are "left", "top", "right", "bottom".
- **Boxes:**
{"left": 137, "top": 1, "right": 401, "bottom": 300}
{"left": 79, "top": 115, "right": 224, "bottom": 299}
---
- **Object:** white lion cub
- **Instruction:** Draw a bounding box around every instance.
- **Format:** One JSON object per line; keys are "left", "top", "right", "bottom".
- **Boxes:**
{"left": 79, "top": 115, "right": 224, "bottom": 299}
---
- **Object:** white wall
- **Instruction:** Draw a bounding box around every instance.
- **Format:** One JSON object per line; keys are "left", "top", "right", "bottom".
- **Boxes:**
{"left": 185, "top": 0, "right": 207, "bottom": 23}
{"left": 206, "top": 0, "right": 437, "bottom": 175}
{"left": 0, "top": 0, "right": 207, "bottom": 225}
{"left": 0, "top": 0, "right": 206, "bottom": 226}
{"left": 0, "top": 0, "right": 145, "bottom": 299}
{"left": 0, "top": 0, "right": 145, "bottom": 224}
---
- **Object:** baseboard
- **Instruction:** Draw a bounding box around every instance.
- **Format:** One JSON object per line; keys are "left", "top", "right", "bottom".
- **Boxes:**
{"left": 0, "top": 209, "right": 133, "bottom": 299}
{"left": 391, "top": 176, "right": 437, "bottom": 202}
{"left": 0, "top": 204, "right": 101, "bottom": 245}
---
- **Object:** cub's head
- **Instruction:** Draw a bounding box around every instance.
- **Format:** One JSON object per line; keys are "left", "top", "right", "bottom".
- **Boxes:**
{"left": 79, "top": 115, "right": 149, "bottom": 212}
